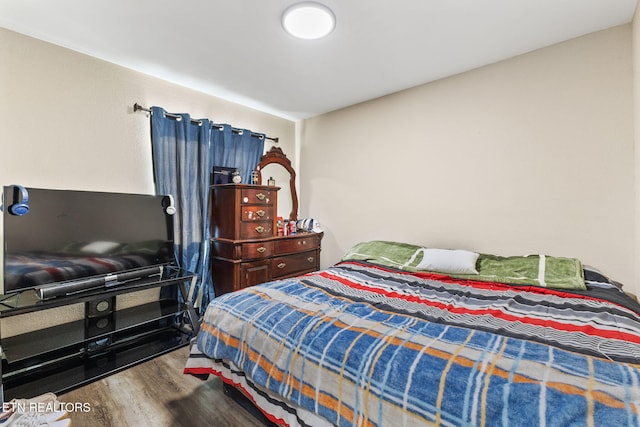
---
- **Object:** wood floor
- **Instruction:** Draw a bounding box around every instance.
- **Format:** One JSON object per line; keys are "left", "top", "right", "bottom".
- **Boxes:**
{"left": 60, "top": 346, "right": 266, "bottom": 427}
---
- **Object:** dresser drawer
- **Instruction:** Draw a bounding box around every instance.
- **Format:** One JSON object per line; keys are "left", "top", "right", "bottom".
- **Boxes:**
{"left": 241, "top": 206, "right": 274, "bottom": 222}
{"left": 211, "top": 257, "right": 271, "bottom": 295}
{"left": 274, "top": 234, "right": 320, "bottom": 255}
{"left": 240, "top": 260, "right": 271, "bottom": 288}
{"left": 240, "top": 221, "right": 273, "bottom": 239}
{"left": 271, "top": 251, "right": 319, "bottom": 278}
{"left": 241, "top": 188, "right": 275, "bottom": 206}
{"left": 241, "top": 241, "right": 273, "bottom": 259}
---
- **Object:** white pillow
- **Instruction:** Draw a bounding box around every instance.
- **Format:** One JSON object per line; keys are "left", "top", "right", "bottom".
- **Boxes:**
{"left": 416, "top": 248, "right": 479, "bottom": 275}
{"left": 81, "top": 241, "right": 121, "bottom": 254}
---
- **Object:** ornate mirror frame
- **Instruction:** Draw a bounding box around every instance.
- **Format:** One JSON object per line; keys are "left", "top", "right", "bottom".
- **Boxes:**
{"left": 255, "top": 146, "right": 298, "bottom": 221}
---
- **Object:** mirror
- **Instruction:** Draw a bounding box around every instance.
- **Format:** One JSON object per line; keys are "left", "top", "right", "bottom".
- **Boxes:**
{"left": 256, "top": 146, "right": 298, "bottom": 221}
{"left": 261, "top": 163, "right": 292, "bottom": 219}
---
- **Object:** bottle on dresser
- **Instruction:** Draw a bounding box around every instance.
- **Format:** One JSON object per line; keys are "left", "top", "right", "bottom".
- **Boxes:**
{"left": 277, "top": 217, "right": 284, "bottom": 236}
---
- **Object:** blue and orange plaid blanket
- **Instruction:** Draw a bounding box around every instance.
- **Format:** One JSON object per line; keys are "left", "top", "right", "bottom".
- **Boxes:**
{"left": 185, "top": 261, "right": 640, "bottom": 426}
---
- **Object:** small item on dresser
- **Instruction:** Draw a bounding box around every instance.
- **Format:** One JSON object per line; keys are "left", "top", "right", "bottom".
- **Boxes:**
{"left": 289, "top": 219, "right": 297, "bottom": 235}
{"left": 251, "top": 170, "right": 259, "bottom": 185}
{"left": 283, "top": 219, "right": 289, "bottom": 236}
{"left": 232, "top": 169, "right": 242, "bottom": 184}
{"left": 267, "top": 176, "right": 275, "bottom": 186}
{"left": 277, "top": 217, "right": 284, "bottom": 236}
{"left": 297, "top": 218, "right": 312, "bottom": 232}
{"left": 297, "top": 218, "right": 321, "bottom": 233}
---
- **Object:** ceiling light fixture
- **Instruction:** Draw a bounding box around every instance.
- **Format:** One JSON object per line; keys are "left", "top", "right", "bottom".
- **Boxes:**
{"left": 282, "top": 2, "right": 335, "bottom": 40}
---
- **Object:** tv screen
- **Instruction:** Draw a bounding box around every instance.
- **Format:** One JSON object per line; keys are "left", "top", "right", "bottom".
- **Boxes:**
{"left": 2, "top": 186, "right": 175, "bottom": 296}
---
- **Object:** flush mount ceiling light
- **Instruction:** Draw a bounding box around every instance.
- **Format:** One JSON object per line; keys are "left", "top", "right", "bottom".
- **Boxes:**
{"left": 282, "top": 2, "right": 335, "bottom": 40}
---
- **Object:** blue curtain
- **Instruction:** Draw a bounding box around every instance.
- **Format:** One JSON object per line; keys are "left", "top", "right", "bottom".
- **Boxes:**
{"left": 211, "top": 125, "right": 264, "bottom": 184}
{"left": 151, "top": 106, "right": 212, "bottom": 311}
{"left": 150, "top": 106, "right": 265, "bottom": 312}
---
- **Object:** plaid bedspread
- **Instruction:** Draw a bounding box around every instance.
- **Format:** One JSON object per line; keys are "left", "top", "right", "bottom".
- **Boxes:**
{"left": 186, "top": 261, "right": 640, "bottom": 426}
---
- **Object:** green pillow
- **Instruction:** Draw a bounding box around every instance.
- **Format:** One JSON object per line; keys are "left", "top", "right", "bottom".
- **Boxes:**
{"left": 342, "top": 240, "right": 586, "bottom": 290}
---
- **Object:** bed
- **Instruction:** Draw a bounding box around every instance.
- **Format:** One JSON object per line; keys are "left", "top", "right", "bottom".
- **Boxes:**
{"left": 184, "top": 241, "right": 640, "bottom": 426}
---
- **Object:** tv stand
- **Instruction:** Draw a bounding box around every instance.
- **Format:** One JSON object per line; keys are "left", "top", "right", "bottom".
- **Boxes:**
{"left": 0, "top": 266, "right": 198, "bottom": 401}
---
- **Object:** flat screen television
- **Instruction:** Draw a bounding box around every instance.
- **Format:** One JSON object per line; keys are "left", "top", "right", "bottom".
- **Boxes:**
{"left": 2, "top": 186, "right": 175, "bottom": 297}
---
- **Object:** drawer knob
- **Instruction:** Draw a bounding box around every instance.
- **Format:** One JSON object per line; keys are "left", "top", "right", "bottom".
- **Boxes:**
{"left": 255, "top": 226, "right": 266, "bottom": 233}
{"left": 307, "top": 257, "right": 315, "bottom": 263}
{"left": 256, "top": 209, "right": 266, "bottom": 217}
{"left": 297, "top": 240, "right": 307, "bottom": 245}
{"left": 257, "top": 246, "right": 266, "bottom": 253}
{"left": 277, "top": 262, "right": 286, "bottom": 269}
{"left": 256, "top": 193, "right": 266, "bottom": 201}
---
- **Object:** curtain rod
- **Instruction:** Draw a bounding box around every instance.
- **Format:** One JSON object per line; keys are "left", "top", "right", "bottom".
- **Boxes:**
{"left": 133, "top": 103, "right": 279, "bottom": 143}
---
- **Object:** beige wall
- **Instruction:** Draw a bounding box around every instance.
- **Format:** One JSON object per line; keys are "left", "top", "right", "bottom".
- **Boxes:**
{"left": 0, "top": 28, "right": 295, "bottom": 194}
{"left": 0, "top": 28, "right": 295, "bottom": 334}
{"left": 301, "top": 25, "right": 636, "bottom": 294}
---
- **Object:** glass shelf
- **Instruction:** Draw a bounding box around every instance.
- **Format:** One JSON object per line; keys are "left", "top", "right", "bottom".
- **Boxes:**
{"left": 3, "top": 299, "right": 185, "bottom": 363}
{"left": 4, "top": 328, "right": 190, "bottom": 399}
{"left": 0, "top": 266, "right": 195, "bottom": 317}
{"left": 0, "top": 266, "right": 198, "bottom": 400}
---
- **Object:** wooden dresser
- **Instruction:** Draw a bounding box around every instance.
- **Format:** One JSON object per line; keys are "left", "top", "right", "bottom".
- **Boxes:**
{"left": 210, "top": 184, "right": 322, "bottom": 296}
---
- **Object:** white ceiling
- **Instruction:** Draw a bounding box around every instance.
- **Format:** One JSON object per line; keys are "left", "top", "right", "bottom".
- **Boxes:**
{"left": 0, "top": 0, "right": 637, "bottom": 120}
